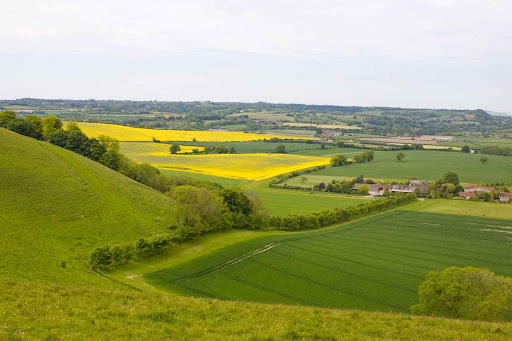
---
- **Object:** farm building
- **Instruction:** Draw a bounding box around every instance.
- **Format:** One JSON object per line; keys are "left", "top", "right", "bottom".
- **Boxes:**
{"left": 391, "top": 180, "right": 429, "bottom": 194}
{"left": 499, "top": 192, "right": 512, "bottom": 203}
{"left": 459, "top": 192, "right": 476, "bottom": 200}
{"left": 352, "top": 183, "right": 392, "bottom": 195}
{"left": 464, "top": 185, "right": 495, "bottom": 193}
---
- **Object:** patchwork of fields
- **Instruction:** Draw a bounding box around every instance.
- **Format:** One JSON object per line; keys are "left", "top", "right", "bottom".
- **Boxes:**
{"left": 78, "top": 122, "right": 309, "bottom": 142}
{"left": 146, "top": 211, "right": 512, "bottom": 313}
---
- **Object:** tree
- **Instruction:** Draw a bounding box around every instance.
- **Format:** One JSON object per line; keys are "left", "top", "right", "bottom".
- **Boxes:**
{"left": 395, "top": 152, "right": 406, "bottom": 162}
{"left": 215, "top": 145, "right": 229, "bottom": 154}
{"left": 461, "top": 145, "right": 471, "bottom": 153}
{"left": 336, "top": 140, "right": 345, "bottom": 148}
{"left": 480, "top": 156, "right": 489, "bottom": 164}
{"left": 358, "top": 184, "right": 370, "bottom": 195}
{"left": 330, "top": 154, "right": 348, "bottom": 167}
{"left": 99, "top": 150, "right": 121, "bottom": 170}
{"left": 169, "top": 186, "right": 224, "bottom": 227}
{"left": 170, "top": 144, "right": 181, "bottom": 154}
{"left": 301, "top": 176, "right": 308, "bottom": 183}
{"left": 229, "top": 147, "right": 236, "bottom": 154}
{"left": 411, "top": 266, "right": 512, "bottom": 321}
{"left": 0, "top": 111, "right": 17, "bottom": 128}
{"left": 41, "top": 116, "right": 63, "bottom": 140}
{"left": 65, "top": 122, "right": 82, "bottom": 132}
{"left": 441, "top": 171, "right": 459, "bottom": 186}
{"left": 275, "top": 145, "right": 286, "bottom": 153}
{"left": 24, "top": 115, "right": 43, "bottom": 139}
{"left": 6, "top": 119, "right": 30, "bottom": 136}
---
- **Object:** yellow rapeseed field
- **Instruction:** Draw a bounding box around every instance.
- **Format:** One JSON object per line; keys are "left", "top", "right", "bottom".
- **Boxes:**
{"left": 78, "top": 122, "right": 309, "bottom": 142}
{"left": 120, "top": 143, "right": 330, "bottom": 181}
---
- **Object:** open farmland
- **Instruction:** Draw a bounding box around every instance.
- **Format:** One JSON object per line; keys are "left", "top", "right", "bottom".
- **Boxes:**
{"left": 120, "top": 143, "right": 330, "bottom": 181}
{"left": 313, "top": 150, "right": 512, "bottom": 184}
{"left": 146, "top": 210, "right": 512, "bottom": 313}
{"left": 77, "top": 122, "right": 309, "bottom": 142}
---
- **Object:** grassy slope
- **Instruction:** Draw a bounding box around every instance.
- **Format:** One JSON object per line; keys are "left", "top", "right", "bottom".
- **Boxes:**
{"left": 2, "top": 280, "right": 511, "bottom": 341}
{"left": 312, "top": 150, "right": 512, "bottom": 183}
{"left": 0, "top": 128, "right": 174, "bottom": 287}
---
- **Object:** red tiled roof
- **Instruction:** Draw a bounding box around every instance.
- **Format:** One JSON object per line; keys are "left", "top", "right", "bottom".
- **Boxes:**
{"left": 459, "top": 192, "right": 476, "bottom": 197}
{"left": 465, "top": 185, "right": 495, "bottom": 191}
{"left": 499, "top": 192, "right": 512, "bottom": 198}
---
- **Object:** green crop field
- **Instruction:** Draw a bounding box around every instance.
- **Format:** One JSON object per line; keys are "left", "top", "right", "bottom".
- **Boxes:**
{"left": 146, "top": 210, "right": 512, "bottom": 313}
{"left": 313, "top": 150, "right": 512, "bottom": 183}
{"left": 159, "top": 140, "right": 329, "bottom": 153}
{"left": 0, "top": 128, "right": 174, "bottom": 287}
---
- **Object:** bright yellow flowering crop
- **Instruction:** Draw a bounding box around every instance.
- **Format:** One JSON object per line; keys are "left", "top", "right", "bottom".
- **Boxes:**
{"left": 120, "top": 145, "right": 330, "bottom": 181}
{"left": 78, "top": 122, "right": 309, "bottom": 142}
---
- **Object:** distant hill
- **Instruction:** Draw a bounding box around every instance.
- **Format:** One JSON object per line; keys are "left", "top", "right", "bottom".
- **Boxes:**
{"left": 0, "top": 128, "right": 174, "bottom": 287}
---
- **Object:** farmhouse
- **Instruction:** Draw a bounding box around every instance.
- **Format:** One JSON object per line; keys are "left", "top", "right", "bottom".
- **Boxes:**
{"left": 459, "top": 192, "right": 476, "bottom": 200}
{"left": 499, "top": 192, "right": 512, "bottom": 203}
{"left": 391, "top": 180, "right": 429, "bottom": 194}
{"left": 352, "top": 183, "right": 392, "bottom": 195}
{"left": 464, "top": 185, "right": 495, "bottom": 193}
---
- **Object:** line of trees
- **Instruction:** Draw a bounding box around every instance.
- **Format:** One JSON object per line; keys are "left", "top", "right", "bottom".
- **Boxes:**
{"left": 91, "top": 191, "right": 417, "bottom": 269}
{"left": 1, "top": 111, "right": 173, "bottom": 192}
{"left": 478, "top": 145, "right": 512, "bottom": 157}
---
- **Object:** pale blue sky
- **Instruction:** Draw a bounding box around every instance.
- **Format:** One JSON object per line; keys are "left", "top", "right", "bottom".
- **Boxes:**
{"left": 1, "top": 0, "right": 511, "bottom": 111}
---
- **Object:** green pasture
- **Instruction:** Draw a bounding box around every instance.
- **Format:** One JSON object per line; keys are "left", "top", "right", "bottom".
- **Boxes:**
{"left": 146, "top": 210, "right": 512, "bottom": 313}
{"left": 3, "top": 280, "right": 510, "bottom": 341}
{"left": 158, "top": 140, "right": 328, "bottom": 153}
{"left": 314, "top": 150, "right": 512, "bottom": 184}
{"left": 0, "top": 129, "right": 174, "bottom": 287}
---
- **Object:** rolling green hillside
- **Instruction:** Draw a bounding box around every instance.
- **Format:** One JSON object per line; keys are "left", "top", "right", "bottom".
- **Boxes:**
{"left": 2, "top": 280, "right": 511, "bottom": 340}
{"left": 0, "top": 128, "right": 174, "bottom": 287}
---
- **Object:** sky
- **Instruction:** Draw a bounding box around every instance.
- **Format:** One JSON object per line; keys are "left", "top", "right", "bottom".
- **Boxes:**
{"left": 1, "top": 0, "right": 511, "bottom": 111}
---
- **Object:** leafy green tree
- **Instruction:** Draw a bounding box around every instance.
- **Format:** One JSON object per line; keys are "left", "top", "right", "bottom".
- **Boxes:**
{"left": 90, "top": 246, "right": 112, "bottom": 269}
{"left": 461, "top": 145, "right": 471, "bottom": 153}
{"left": 411, "top": 266, "right": 512, "bottom": 321}
{"left": 441, "top": 171, "right": 460, "bottom": 186}
{"left": 395, "top": 152, "right": 406, "bottom": 162}
{"left": 170, "top": 144, "right": 181, "bottom": 154}
{"left": 215, "top": 145, "right": 229, "bottom": 154}
{"left": 169, "top": 186, "right": 224, "bottom": 227}
{"left": 65, "top": 122, "right": 82, "bottom": 132}
{"left": 229, "top": 147, "right": 236, "bottom": 154}
{"left": 219, "top": 188, "right": 252, "bottom": 216}
{"left": 99, "top": 150, "right": 121, "bottom": 170}
{"left": 275, "top": 145, "right": 286, "bottom": 153}
{"left": 330, "top": 155, "right": 348, "bottom": 167}
{"left": 301, "top": 176, "right": 308, "bottom": 183}
{"left": 358, "top": 184, "right": 370, "bottom": 195}
{"left": 0, "top": 111, "right": 17, "bottom": 128}
{"left": 6, "top": 119, "right": 30, "bottom": 136}
{"left": 41, "top": 116, "right": 63, "bottom": 139}
{"left": 97, "top": 135, "right": 120, "bottom": 153}
{"left": 24, "top": 115, "right": 43, "bottom": 139}
{"left": 65, "top": 130, "right": 91, "bottom": 156}
{"left": 480, "top": 156, "right": 489, "bottom": 164}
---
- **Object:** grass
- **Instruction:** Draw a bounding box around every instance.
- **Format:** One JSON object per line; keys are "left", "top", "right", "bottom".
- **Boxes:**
{"left": 0, "top": 128, "right": 174, "bottom": 287}
{"left": 313, "top": 150, "right": 512, "bottom": 183}
{"left": 78, "top": 122, "right": 309, "bottom": 142}
{"left": 160, "top": 140, "right": 330, "bottom": 154}
{"left": 402, "top": 199, "right": 512, "bottom": 219}
{"left": 146, "top": 209, "right": 512, "bottom": 314}
{"left": 2, "top": 280, "right": 511, "bottom": 341}
{"left": 251, "top": 187, "right": 371, "bottom": 215}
